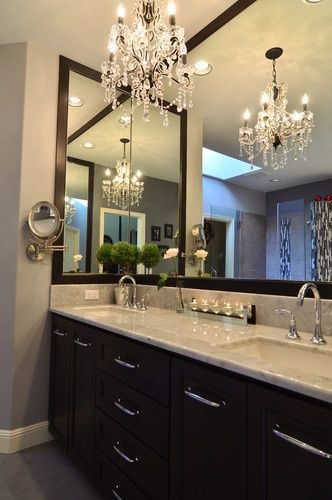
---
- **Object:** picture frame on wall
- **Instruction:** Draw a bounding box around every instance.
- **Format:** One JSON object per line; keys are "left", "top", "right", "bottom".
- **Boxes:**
{"left": 164, "top": 223, "right": 173, "bottom": 239}
{"left": 151, "top": 226, "right": 161, "bottom": 242}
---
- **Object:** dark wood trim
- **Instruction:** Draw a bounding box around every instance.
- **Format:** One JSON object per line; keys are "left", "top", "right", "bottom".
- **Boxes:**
{"left": 68, "top": 94, "right": 130, "bottom": 144}
{"left": 186, "top": 0, "right": 257, "bottom": 52}
{"left": 178, "top": 110, "right": 187, "bottom": 276}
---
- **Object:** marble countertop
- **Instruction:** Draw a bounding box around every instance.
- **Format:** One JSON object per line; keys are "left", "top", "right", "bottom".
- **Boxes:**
{"left": 49, "top": 304, "right": 332, "bottom": 404}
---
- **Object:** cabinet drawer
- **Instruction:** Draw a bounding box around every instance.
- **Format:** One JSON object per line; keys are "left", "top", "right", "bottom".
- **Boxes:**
{"left": 97, "top": 332, "right": 170, "bottom": 405}
{"left": 96, "top": 370, "right": 169, "bottom": 458}
{"left": 94, "top": 448, "right": 148, "bottom": 500}
{"left": 95, "top": 409, "right": 168, "bottom": 500}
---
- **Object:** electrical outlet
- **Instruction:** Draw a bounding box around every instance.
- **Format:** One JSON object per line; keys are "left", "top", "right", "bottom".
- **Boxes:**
{"left": 85, "top": 289, "right": 100, "bottom": 300}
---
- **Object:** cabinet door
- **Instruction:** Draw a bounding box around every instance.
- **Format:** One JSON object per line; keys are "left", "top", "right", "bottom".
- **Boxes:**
{"left": 49, "top": 316, "right": 73, "bottom": 450}
{"left": 69, "top": 322, "right": 96, "bottom": 477}
{"left": 248, "top": 384, "right": 332, "bottom": 500}
{"left": 170, "top": 358, "right": 246, "bottom": 500}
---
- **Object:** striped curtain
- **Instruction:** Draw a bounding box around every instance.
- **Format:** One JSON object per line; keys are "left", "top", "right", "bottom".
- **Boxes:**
{"left": 311, "top": 201, "right": 332, "bottom": 281}
{"left": 280, "top": 218, "right": 291, "bottom": 280}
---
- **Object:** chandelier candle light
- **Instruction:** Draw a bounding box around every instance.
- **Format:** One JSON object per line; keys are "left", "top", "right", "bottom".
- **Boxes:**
{"left": 101, "top": 0, "right": 194, "bottom": 125}
{"left": 102, "top": 138, "right": 144, "bottom": 210}
{"left": 239, "top": 47, "right": 314, "bottom": 170}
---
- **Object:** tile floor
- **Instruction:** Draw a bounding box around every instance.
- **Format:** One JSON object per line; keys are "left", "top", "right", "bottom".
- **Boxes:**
{"left": 0, "top": 441, "right": 102, "bottom": 499}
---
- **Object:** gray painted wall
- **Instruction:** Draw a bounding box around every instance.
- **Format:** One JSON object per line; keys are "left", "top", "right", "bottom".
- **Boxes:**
{"left": 0, "top": 43, "right": 58, "bottom": 430}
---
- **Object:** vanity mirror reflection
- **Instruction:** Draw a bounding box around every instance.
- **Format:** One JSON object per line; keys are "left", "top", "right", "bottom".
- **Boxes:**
{"left": 184, "top": 0, "right": 332, "bottom": 289}
{"left": 53, "top": 0, "right": 332, "bottom": 297}
{"left": 53, "top": 58, "right": 186, "bottom": 281}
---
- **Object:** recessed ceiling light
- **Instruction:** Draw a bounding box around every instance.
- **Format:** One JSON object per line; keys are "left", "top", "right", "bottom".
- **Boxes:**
{"left": 81, "top": 142, "right": 95, "bottom": 149}
{"left": 270, "top": 178, "right": 280, "bottom": 183}
{"left": 193, "top": 60, "right": 213, "bottom": 76}
{"left": 302, "top": 0, "right": 323, "bottom": 3}
{"left": 68, "top": 96, "right": 83, "bottom": 107}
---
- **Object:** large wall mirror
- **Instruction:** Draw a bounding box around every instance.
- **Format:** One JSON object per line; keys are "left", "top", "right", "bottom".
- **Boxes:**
{"left": 53, "top": 58, "right": 186, "bottom": 282}
{"left": 53, "top": 0, "right": 332, "bottom": 297}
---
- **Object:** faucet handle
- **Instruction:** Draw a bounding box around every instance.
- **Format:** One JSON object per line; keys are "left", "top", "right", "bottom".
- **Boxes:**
{"left": 137, "top": 293, "right": 150, "bottom": 311}
{"left": 275, "top": 309, "right": 301, "bottom": 340}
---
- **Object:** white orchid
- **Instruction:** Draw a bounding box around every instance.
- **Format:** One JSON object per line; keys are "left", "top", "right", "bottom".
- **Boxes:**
{"left": 195, "top": 249, "right": 208, "bottom": 261}
{"left": 164, "top": 247, "right": 179, "bottom": 260}
{"left": 73, "top": 254, "right": 83, "bottom": 263}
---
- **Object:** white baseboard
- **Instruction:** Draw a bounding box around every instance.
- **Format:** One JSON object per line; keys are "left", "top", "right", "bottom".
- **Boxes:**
{"left": 0, "top": 421, "right": 53, "bottom": 454}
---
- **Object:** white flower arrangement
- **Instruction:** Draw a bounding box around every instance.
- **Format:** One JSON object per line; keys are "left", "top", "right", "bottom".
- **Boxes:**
{"left": 164, "top": 247, "right": 179, "bottom": 260}
{"left": 73, "top": 254, "right": 83, "bottom": 263}
{"left": 194, "top": 249, "right": 208, "bottom": 261}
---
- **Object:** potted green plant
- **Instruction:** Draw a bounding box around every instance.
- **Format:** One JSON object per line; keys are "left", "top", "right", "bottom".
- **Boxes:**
{"left": 96, "top": 243, "right": 114, "bottom": 273}
{"left": 111, "top": 241, "right": 141, "bottom": 274}
{"left": 140, "top": 243, "right": 161, "bottom": 274}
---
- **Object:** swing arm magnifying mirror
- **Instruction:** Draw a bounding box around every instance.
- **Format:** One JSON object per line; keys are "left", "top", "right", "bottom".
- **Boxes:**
{"left": 26, "top": 201, "right": 67, "bottom": 262}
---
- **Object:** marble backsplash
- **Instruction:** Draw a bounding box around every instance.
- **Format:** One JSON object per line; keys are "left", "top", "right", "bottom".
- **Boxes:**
{"left": 50, "top": 283, "right": 332, "bottom": 336}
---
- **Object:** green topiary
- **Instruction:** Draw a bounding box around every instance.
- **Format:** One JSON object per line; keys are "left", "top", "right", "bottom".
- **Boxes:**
{"left": 140, "top": 243, "right": 161, "bottom": 271}
{"left": 96, "top": 243, "right": 113, "bottom": 272}
{"left": 111, "top": 242, "right": 141, "bottom": 273}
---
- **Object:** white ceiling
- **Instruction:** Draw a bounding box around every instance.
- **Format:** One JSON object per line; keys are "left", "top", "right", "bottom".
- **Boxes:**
{"left": 188, "top": 0, "right": 332, "bottom": 192}
{"left": 0, "top": 0, "right": 234, "bottom": 71}
{"left": 67, "top": 92, "right": 181, "bottom": 183}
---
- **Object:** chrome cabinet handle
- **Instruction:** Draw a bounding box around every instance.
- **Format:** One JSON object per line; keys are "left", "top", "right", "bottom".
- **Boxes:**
{"left": 112, "top": 488, "right": 123, "bottom": 500}
{"left": 53, "top": 329, "right": 67, "bottom": 337}
{"left": 113, "top": 442, "right": 138, "bottom": 464}
{"left": 74, "top": 338, "right": 91, "bottom": 348}
{"left": 114, "top": 357, "right": 139, "bottom": 369}
{"left": 114, "top": 399, "right": 138, "bottom": 417}
{"left": 273, "top": 428, "right": 332, "bottom": 460}
{"left": 184, "top": 388, "right": 225, "bottom": 408}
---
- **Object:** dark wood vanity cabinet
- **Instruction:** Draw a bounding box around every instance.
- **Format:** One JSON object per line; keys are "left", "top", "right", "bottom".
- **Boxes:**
{"left": 49, "top": 316, "right": 96, "bottom": 477}
{"left": 49, "top": 316, "right": 74, "bottom": 449}
{"left": 248, "top": 384, "right": 332, "bottom": 500}
{"left": 170, "top": 358, "right": 247, "bottom": 500}
{"left": 50, "top": 314, "right": 332, "bottom": 500}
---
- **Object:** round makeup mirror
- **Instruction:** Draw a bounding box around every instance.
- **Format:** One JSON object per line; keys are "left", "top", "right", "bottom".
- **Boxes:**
{"left": 28, "top": 201, "right": 61, "bottom": 240}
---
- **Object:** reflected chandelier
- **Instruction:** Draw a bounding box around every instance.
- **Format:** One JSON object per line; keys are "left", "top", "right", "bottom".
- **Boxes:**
{"left": 64, "top": 194, "right": 75, "bottom": 225}
{"left": 102, "top": 138, "right": 144, "bottom": 210}
{"left": 239, "top": 47, "right": 314, "bottom": 170}
{"left": 101, "top": 0, "right": 194, "bottom": 126}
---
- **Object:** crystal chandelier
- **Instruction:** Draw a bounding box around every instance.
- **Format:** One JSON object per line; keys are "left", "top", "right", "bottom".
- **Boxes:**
{"left": 102, "top": 138, "right": 144, "bottom": 210}
{"left": 101, "top": 0, "right": 194, "bottom": 126}
{"left": 64, "top": 194, "right": 75, "bottom": 225}
{"left": 239, "top": 47, "right": 314, "bottom": 170}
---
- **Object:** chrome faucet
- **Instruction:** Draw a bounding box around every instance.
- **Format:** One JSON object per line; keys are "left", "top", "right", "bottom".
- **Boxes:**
{"left": 118, "top": 274, "right": 137, "bottom": 309}
{"left": 296, "top": 283, "right": 326, "bottom": 345}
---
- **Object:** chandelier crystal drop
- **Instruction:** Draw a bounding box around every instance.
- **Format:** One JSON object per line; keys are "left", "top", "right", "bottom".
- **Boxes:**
{"left": 101, "top": 0, "right": 195, "bottom": 126}
{"left": 102, "top": 138, "right": 144, "bottom": 210}
{"left": 239, "top": 47, "right": 314, "bottom": 170}
{"left": 64, "top": 194, "right": 76, "bottom": 225}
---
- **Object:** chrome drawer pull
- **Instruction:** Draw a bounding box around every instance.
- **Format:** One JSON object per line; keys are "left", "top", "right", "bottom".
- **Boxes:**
{"left": 273, "top": 428, "right": 332, "bottom": 460}
{"left": 113, "top": 442, "right": 138, "bottom": 464}
{"left": 53, "top": 329, "right": 67, "bottom": 337}
{"left": 74, "top": 338, "right": 91, "bottom": 348}
{"left": 114, "top": 400, "right": 137, "bottom": 417}
{"left": 184, "top": 388, "right": 225, "bottom": 408}
{"left": 115, "top": 357, "right": 138, "bottom": 369}
{"left": 112, "top": 488, "right": 123, "bottom": 500}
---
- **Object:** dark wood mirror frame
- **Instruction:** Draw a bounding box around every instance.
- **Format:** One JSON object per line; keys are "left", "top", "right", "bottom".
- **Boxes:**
{"left": 52, "top": 55, "right": 187, "bottom": 284}
{"left": 52, "top": 0, "right": 332, "bottom": 298}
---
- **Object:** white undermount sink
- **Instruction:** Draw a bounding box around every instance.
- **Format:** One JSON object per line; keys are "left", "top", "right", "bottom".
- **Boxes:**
{"left": 223, "top": 337, "right": 332, "bottom": 380}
